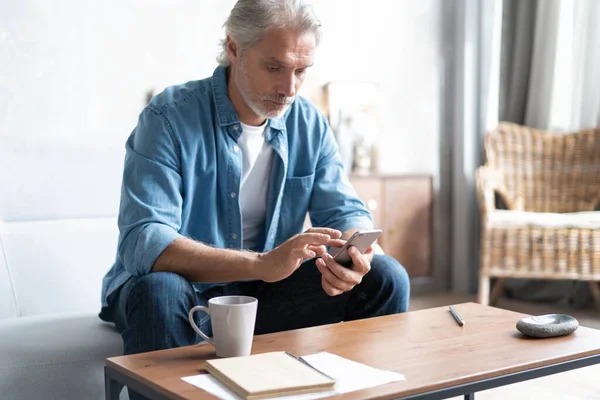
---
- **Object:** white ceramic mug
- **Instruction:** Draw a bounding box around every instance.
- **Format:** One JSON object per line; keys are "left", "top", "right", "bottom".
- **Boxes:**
{"left": 188, "top": 295, "right": 258, "bottom": 358}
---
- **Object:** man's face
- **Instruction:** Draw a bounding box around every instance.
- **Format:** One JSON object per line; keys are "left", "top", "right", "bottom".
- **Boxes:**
{"left": 230, "top": 28, "right": 316, "bottom": 120}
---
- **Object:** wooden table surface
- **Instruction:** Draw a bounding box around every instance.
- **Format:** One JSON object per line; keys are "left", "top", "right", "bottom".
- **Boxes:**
{"left": 106, "top": 302, "right": 600, "bottom": 400}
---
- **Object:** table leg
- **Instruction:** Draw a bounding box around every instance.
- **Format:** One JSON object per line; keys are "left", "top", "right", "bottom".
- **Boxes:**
{"left": 464, "top": 393, "right": 475, "bottom": 400}
{"left": 105, "top": 367, "right": 124, "bottom": 400}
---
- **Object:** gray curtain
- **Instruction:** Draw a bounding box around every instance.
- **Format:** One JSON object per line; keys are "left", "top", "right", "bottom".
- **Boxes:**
{"left": 498, "top": 0, "right": 538, "bottom": 124}
{"left": 496, "top": 0, "right": 591, "bottom": 309}
{"left": 447, "top": 0, "right": 498, "bottom": 294}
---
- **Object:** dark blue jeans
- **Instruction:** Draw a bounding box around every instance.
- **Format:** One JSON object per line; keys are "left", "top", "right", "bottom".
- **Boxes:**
{"left": 103, "top": 255, "right": 409, "bottom": 399}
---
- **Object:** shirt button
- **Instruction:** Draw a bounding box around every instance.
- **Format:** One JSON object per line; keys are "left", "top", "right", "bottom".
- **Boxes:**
{"left": 233, "top": 125, "right": 239, "bottom": 131}
{"left": 232, "top": 233, "right": 238, "bottom": 239}
{"left": 233, "top": 145, "right": 239, "bottom": 152}
{"left": 281, "top": 145, "right": 286, "bottom": 153}
{"left": 230, "top": 192, "right": 236, "bottom": 198}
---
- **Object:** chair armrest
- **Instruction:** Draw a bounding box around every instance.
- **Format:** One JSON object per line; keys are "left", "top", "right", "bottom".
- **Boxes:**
{"left": 475, "top": 166, "right": 501, "bottom": 218}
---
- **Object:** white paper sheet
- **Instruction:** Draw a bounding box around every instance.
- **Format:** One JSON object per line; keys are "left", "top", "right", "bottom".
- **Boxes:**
{"left": 181, "top": 352, "right": 405, "bottom": 400}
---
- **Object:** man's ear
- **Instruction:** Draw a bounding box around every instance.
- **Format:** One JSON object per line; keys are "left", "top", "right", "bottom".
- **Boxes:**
{"left": 225, "top": 36, "right": 239, "bottom": 63}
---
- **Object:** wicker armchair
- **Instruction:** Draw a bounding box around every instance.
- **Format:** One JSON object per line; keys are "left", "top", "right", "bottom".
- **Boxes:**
{"left": 476, "top": 122, "right": 600, "bottom": 307}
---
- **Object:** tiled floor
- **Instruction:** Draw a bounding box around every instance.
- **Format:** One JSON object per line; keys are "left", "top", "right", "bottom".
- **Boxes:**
{"left": 409, "top": 292, "right": 600, "bottom": 399}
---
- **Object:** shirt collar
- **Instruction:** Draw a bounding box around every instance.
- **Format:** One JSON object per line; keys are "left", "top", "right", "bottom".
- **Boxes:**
{"left": 211, "top": 65, "right": 239, "bottom": 127}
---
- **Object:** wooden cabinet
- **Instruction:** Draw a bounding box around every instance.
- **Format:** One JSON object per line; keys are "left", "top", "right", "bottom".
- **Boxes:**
{"left": 349, "top": 174, "right": 433, "bottom": 278}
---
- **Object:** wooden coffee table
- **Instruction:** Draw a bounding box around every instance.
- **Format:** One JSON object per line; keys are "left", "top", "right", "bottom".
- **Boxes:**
{"left": 105, "top": 303, "right": 600, "bottom": 399}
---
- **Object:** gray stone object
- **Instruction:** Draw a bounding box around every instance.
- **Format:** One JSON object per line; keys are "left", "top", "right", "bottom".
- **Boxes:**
{"left": 516, "top": 314, "right": 579, "bottom": 338}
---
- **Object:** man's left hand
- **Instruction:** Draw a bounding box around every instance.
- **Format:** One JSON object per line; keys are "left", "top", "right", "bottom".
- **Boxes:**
{"left": 315, "top": 245, "right": 372, "bottom": 296}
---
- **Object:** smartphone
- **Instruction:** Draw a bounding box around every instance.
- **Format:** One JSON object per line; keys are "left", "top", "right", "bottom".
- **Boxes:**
{"left": 330, "top": 229, "right": 383, "bottom": 267}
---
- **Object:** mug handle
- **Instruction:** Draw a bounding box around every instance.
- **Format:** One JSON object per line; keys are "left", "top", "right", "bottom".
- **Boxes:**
{"left": 188, "top": 306, "right": 214, "bottom": 345}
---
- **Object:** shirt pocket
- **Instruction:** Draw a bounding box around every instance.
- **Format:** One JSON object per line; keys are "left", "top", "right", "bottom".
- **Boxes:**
{"left": 284, "top": 173, "right": 315, "bottom": 190}
{"left": 279, "top": 173, "right": 315, "bottom": 236}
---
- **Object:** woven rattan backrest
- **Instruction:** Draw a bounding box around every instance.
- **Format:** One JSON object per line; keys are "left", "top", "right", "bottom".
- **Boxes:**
{"left": 484, "top": 122, "right": 600, "bottom": 213}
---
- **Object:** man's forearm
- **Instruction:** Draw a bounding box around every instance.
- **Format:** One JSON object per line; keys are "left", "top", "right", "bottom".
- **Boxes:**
{"left": 152, "top": 237, "right": 260, "bottom": 282}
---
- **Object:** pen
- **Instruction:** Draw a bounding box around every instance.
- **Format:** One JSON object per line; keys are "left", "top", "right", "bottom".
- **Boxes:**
{"left": 449, "top": 306, "right": 465, "bottom": 326}
{"left": 284, "top": 352, "right": 336, "bottom": 381}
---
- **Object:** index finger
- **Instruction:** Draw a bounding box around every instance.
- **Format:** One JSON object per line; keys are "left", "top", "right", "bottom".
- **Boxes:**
{"left": 304, "top": 227, "right": 342, "bottom": 239}
{"left": 293, "top": 232, "right": 334, "bottom": 247}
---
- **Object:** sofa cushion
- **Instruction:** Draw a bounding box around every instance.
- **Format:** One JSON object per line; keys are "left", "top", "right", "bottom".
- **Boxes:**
{"left": 489, "top": 210, "right": 600, "bottom": 229}
{"left": 0, "top": 312, "right": 126, "bottom": 400}
{"left": 2, "top": 218, "right": 118, "bottom": 317}
{"left": 0, "top": 231, "right": 18, "bottom": 319}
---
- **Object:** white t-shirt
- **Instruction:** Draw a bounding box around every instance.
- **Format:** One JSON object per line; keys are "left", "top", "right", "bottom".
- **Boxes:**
{"left": 237, "top": 121, "right": 273, "bottom": 250}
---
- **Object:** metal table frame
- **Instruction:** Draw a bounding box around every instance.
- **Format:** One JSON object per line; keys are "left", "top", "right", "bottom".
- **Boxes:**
{"left": 105, "top": 353, "right": 600, "bottom": 400}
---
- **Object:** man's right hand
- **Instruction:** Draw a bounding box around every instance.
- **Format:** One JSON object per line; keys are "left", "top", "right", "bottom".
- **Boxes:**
{"left": 255, "top": 228, "right": 345, "bottom": 283}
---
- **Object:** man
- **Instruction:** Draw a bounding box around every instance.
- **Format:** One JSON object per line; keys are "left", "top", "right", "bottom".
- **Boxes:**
{"left": 100, "top": 0, "right": 409, "bottom": 368}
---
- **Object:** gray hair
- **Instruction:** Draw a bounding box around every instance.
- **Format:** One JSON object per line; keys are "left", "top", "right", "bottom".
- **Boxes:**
{"left": 217, "top": 0, "right": 322, "bottom": 67}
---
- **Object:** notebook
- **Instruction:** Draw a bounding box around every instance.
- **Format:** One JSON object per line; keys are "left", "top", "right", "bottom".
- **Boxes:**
{"left": 203, "top": 351, "right": 337, "bottom": 400}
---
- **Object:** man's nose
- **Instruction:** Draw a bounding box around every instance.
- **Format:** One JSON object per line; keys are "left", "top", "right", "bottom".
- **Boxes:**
{"left": 277, "top": 74, "right": 296, "bottom": 98}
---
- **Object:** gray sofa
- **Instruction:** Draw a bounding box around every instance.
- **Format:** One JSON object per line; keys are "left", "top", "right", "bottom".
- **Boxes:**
{"left": 0, "top": 218, "right": 128, "bottom": 400}
{"left": 0, "top": 140, "right": 128, "bottom": 399}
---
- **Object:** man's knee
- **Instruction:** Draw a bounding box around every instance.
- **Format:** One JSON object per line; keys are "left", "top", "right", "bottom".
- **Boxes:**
{"left": 124, "top": 271, "right": 194, "bottom": 316}
{"left": 368, "top": 255, "right": 410, "bottom": 312}
{"left": 118, "top": 272, "right": 199, "bottom": 353}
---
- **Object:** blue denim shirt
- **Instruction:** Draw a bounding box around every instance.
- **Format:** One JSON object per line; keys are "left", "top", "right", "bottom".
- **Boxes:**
{"left": 100, "top": 66, "right": 373, "bottom": 307}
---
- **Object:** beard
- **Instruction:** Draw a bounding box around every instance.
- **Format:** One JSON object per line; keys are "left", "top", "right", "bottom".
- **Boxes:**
{"left": 235, "top": 59, "right": 295, "bottom": 120}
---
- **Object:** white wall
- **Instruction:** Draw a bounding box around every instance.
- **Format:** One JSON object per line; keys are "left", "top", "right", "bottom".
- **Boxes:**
{"left": 309, "top": 0, "right": 442, "bottom": 174}
{"left": 0, "top": 0, "right": 442, "bottom": 220}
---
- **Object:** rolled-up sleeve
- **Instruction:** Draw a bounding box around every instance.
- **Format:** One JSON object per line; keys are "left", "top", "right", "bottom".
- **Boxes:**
{"left": 117, "top": 107, "right": 184, "bottom": 276}
{"left": 309, "top": 115, "right": 374, "bottom": 232}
